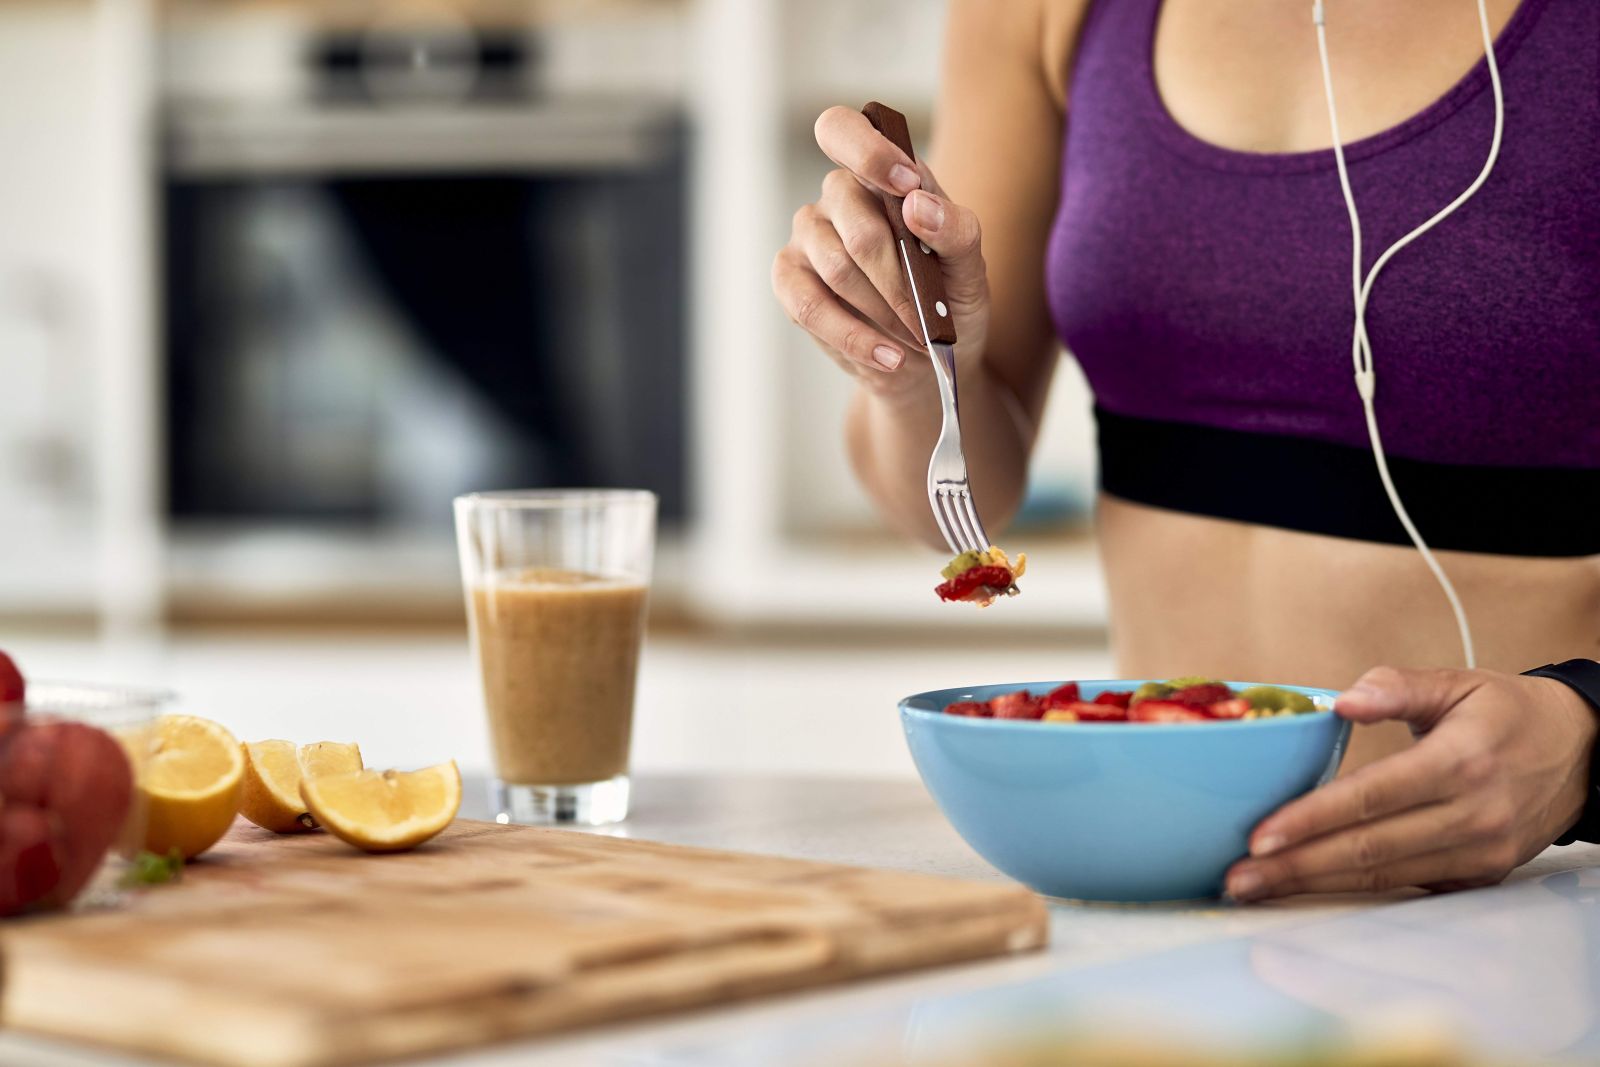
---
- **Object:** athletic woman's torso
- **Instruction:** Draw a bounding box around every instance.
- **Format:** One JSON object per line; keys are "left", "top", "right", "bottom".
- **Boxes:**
{"left": 1043, "top": 0, "right": 1600, "bottom": 766}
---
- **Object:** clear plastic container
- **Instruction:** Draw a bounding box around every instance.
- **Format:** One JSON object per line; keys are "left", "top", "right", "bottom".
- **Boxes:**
{"left": 2, "top": 683, "right": 172, "bottom": 912}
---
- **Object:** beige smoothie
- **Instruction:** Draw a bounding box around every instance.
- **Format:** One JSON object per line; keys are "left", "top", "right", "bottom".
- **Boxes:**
{"left": 470, "top": 568, "right": 648, "bottom": 785}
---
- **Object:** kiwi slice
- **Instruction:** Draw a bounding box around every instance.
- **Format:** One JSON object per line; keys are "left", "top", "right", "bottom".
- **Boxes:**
{"left": 940, "top": 550, "right": 984, "bottom": 580}
{"left": 1165, "top": 676, "right": 1220, "bottom": 690}
{"left": 1239, "top": 685, "right": 1315, "bottom": 714}
{"left": 1130, "top": 681, "right": 1175, "bottom": 706}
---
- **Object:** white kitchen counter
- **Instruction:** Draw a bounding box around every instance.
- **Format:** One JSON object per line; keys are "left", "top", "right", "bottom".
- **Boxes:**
{"left": 6, "top": 773, "right": 1599, "bottom": 1066}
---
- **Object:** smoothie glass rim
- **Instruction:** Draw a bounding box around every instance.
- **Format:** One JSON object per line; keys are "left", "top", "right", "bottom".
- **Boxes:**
{"left": 454, "top": 489, "right": 657, "bottom": 511}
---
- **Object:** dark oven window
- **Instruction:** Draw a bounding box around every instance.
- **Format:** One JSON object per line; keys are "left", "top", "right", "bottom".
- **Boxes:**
{"left": 163, "top": 152, "right": 687, "bottom": 531}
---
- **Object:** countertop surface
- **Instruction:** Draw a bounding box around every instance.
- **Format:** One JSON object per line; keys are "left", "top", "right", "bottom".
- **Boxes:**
{"left": 5, "top": 773, "right": 1600, "bottom": 1066}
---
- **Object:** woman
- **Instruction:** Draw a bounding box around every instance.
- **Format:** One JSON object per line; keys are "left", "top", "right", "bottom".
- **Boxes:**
{"left": 772, "top": 0, "right": 1600, "bottom": 900}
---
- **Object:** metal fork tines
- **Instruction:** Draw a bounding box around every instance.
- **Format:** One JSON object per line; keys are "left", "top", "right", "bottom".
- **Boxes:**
{"left": 922, "top": 339, "right": 1017, "bottom": 595}
{"left": 927, "top": 440, "right": 989, "bottom": 556}
{"left": 922, "top": 340, "right": 992, "bottom": 555}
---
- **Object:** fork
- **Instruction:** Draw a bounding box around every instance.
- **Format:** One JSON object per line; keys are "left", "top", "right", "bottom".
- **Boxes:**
{"left": 861, "top": 102, "right": 1002, "bottom": 566}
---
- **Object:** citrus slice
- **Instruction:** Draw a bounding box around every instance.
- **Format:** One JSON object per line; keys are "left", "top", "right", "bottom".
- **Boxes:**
{"left": 239, "top": 740, "right": 363, "bottom": 833}
{"left": 140, "top": 715, "right": 246, "bottom": 860}
{"left": 239, "top": 740, "right": 304, "bottom": 833}
{"left": 300, "top": 761, "right": 460, "bottom": 853}
{"left": 299, "top": 741, "right": 363, "bottom": 781}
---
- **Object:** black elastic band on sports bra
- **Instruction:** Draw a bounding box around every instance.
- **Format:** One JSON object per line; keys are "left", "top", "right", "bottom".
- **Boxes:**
{"left": 1095, "top": 406, "right": 1600, "bottom": 557}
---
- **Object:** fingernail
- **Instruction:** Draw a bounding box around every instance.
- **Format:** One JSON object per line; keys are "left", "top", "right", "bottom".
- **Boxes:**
{"left": 1227, "top": 870, "right": 1265, "bottom": 901}
{"left": 910, "top": 190, "right": 944, "bottom": 231}
{"left": 1252, "top": 834, "right": 1286, "bottom": 858}
{"left": 888, "top": 164, "right": 921, "bottom": 194}
{"left": 872, "top": 345, "right": 903, "bottom": 370}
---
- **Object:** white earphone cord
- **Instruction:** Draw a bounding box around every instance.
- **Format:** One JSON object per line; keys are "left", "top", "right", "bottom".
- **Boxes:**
{"left": 1312, "top": 0, "right": 1504, "bottom": 670}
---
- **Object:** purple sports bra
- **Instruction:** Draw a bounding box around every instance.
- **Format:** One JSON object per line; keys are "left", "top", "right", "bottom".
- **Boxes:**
{"left": 1045, "top": 0, "right": 1600, "bottom": 556}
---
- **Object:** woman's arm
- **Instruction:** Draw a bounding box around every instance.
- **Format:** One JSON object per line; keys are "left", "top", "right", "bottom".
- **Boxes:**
{"left": 846, "top": 0, "right": 1085, "bottom": 546}
{"left": 773, "top": 0, "right": 1089, "bottom": 547}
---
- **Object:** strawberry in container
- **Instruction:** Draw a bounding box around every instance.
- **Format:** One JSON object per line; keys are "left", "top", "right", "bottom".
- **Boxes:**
{"left": 0, "top": 650, "right": 165, "bottom": 916}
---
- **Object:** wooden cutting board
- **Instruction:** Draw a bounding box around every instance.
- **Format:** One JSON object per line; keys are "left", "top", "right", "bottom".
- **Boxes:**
{"left": 0, "top": 819, "right": 1048, "bottom": 1067}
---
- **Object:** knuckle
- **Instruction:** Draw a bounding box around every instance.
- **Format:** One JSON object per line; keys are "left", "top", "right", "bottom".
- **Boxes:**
{"left": 952, "top": 206, "right": 984, "bottom": 250}
{"left": 821, "top": 167, "right": 855, "bottom": 199}
{"left": 1358, "top": 867, "right": 1389, "bottom": 893}
{"left": 839, "top": 221, "right": 883, "bottom": 264}
{"left": 1350, "top": 832, "right": 1383, "bottom": 869}
{"left": 888, "top": 294, "right": 920, "bottom": 332}
{"left": 792, "top": 290, "right": 827, "bottom": 331}
{"left": 835, "top": 322, "right": 870, "bottom": 361}
{"left": 947, "top": 271, "right": 990, "bottom": 311}
{"left": 815, "top": 246, "right": 857, "bottom": 290}
{"left": 771, "top": 251, "right": 803, "bottom": 300}
{"left": 1458, "top": 748, "right": 1498, "bottom": 787}
{"left": 1358, "top": 665, "right": 1407, "bottom": 692}
{"left": 791, "top": 203, "right": 817, "bottom": 231}
{"left": 1471, "top": 799, "right": 1515, "bottom": 840}
{"left": 1352, "top": 781, "right": 1385, "bottom": 823}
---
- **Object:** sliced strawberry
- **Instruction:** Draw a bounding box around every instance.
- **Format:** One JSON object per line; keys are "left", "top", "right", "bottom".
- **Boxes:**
{"left": 1167, "top": 683, "right": 1234, "bottom": 708}
{"left": 1052, "top": 700, "right": 1127, "bottom": 722}
{"left": 1040, "top": 682, "right": 1081, "bottom": 710}
{"left": 0, "top": 651, "right": 23, "bottom": 707}
{"left": 989, "top": 689, "right": 1044, "bottom": 720}
{"left": 1093, "top": 690, "right": 1133, "bottom": 709}
{"left": 1129, "top": 700, "right": 1210, "bottom": 723}
{"left": 944, "top": 700, "right": 992, "bottom": 718}
{"left": 1207, "top": 698, "right": 1251, "bottom": 720}
{"left": 934, "top": 565, "right": 1015, "bottom": 602}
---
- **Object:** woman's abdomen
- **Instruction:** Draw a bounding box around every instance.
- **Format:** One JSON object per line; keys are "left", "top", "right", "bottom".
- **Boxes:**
{"left": 1095, "top": 493, "right": 1600, "bottom": 768}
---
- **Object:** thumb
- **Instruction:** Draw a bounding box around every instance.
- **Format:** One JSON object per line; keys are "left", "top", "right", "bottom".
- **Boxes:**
{"left": 1335, "top": 665, "right": 1483, "bottom": 732}
{"left": 901, "top": 187, "right": 988, "bottom": 311}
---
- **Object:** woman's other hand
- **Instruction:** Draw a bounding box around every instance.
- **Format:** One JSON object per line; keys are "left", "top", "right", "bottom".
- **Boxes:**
{"left": 1226, "top": 666, "right": 1598, "bottom": 900}
{"left": 772, "top": 106, "right": 991, "bottom": 403}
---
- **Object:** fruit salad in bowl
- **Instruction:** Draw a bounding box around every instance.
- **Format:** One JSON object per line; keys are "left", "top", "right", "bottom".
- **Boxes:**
{"left": 0, "top": 650, "right": 171, "bottom": 915}
{"left": 941, "top": 677, "right": 1323, "bottom": 723}
{"left": 900, "top": 677, "right": 1350, "bottom": 902}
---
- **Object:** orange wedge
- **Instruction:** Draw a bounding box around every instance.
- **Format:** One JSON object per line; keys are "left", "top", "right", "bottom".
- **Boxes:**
{"left": 300, "top": 761, "right": 461, "bottom": 853}
{"left": 240, "top": 740, "right": 363, "bottom": 833}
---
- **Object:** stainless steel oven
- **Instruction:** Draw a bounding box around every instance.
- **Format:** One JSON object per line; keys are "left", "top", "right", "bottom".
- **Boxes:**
{"left": 161, "top": 18, "right": 689, "bottom": 554}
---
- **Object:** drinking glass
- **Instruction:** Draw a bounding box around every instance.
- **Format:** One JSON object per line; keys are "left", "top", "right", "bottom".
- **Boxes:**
{"left": 454, "top": 489, "right": 656, "bottom": 825}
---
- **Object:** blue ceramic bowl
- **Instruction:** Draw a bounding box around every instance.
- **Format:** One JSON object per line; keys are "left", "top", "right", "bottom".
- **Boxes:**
{"left": 900, "top": 680, "right": 1350, "bottom": 903}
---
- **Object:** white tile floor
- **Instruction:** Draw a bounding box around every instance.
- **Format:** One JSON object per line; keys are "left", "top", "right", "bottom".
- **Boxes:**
{"left": 0, "top": 627, "right": 1114, "bottom": 780}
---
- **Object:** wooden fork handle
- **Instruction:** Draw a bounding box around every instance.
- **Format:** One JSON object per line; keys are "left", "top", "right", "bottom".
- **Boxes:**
{"left": 861, "top": 101, "right": 957, "bottom": 346}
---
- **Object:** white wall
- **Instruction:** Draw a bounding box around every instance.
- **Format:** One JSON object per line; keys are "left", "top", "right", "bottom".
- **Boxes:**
{"left": 0, "top": 3, "right": 102, "bottom": 612}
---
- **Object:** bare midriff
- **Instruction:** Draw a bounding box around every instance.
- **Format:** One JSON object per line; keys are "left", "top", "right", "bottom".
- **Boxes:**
{"left": 470, "top": 568, "right": 649, "bottom": 785}
{"left": 1096, "top": 494, "right": 1600, "bottom": 771}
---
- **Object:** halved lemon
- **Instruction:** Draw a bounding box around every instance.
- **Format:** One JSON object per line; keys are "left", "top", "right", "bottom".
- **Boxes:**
{"left": 141, "top": 715, "right": 246, "bottom": 860}
{"left": 300, "top": 761, "right": 461, "bottom": 853}
{"left": 240, "top": 740, "right": 363, "bottom": 833}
